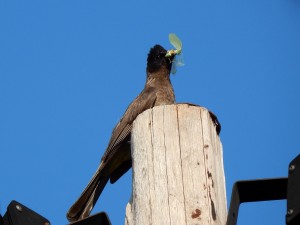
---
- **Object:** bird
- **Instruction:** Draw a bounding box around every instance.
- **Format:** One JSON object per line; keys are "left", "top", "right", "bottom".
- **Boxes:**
{"left": 66, "top": 44, "right": 179, "bottom": 222}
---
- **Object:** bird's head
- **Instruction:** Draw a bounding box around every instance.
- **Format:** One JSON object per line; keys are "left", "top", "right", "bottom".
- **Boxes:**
{"left": 146, "top": 45, "right": 176, "bottom": 74}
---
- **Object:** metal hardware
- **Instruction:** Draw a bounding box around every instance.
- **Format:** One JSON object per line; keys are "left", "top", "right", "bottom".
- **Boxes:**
{"left": 2, "top": 200, "right": 50, "bottom": 225}
{"left": 68, "top": 212, "right": 112, "bottom": 225}
{"left": 226, "top": 154, "right": 300, "bottom": 225}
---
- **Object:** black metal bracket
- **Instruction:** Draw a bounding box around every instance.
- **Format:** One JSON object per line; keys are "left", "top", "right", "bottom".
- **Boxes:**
{"left": 286, "top": 155, "right": 300, "bottom": 225}
{"left": 1, "top": 200, "right": 50, "bottom": 225}
{"left": 67, "top": 212, "right": 112, "bottom": 225}
{"left": 226, "top": 178, "right": 287, "bottom": 225}
{"left": 0, "top": 200, "right": 112, "bottom": 225}
{"left": 226, "top": 154, "right": 300, "bottom": 225}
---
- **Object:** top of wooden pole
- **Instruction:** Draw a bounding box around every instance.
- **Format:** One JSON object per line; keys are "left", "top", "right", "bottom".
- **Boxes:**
{"left": 135, "top": 103, "right": 221, "bottom": 136}
{"left": 126, "top": 104, "right": 226, "bottom": 225}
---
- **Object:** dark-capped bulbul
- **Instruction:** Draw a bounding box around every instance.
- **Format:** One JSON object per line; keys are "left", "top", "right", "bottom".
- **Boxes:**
{"left": 67, "top": 44, "right": 179, "bottom": 222}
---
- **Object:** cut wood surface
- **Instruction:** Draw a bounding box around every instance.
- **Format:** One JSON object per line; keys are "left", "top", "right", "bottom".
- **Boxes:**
{"left": 125, "top": 104, "right": 226, "bottom": 225}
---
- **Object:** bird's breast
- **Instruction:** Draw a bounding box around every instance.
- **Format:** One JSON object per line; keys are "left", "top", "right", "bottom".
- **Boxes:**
{"left": 154, "top": 85, "right": 175, "bottom": 106}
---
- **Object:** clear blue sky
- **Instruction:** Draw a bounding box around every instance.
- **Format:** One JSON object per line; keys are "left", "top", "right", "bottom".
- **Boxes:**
{"left": 1, "top": 1, "right": 299, "bottom": 225}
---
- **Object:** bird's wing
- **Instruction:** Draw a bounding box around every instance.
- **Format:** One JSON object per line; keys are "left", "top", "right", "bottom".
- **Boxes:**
{"left": 67, "top": 86, "right": 158, "bottom": 222}
{"left": 101, "top": 86, "right": 157, "bottom": 165}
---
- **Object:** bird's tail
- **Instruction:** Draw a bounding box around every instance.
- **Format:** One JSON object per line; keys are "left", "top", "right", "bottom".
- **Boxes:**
{"left": 66, "top": 164, "right": 109, "bottom": 222}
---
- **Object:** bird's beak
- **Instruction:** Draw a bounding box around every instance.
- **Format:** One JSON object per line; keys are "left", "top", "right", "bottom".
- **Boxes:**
{"left": 165, "top": 49, "right": 181, "bottom": 58}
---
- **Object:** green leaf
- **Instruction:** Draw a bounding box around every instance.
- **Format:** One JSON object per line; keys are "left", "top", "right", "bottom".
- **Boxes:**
{"left": 169, "top": 33, "right": 182, "bottom": 52}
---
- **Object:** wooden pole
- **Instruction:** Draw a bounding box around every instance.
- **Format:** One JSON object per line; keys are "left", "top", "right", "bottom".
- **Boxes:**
{"left": 125, "top": 104, "right": 227, "bottom": 225}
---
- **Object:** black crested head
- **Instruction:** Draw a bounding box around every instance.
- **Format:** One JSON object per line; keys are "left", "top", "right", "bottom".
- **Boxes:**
{"left": 147, "top": 45, "right": 175, "bottom": 74}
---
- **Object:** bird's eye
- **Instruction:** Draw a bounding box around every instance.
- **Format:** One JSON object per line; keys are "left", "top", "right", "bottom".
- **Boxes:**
{"left": 160, "top": 52, "right": 166, "bottom": 57}
{"left": 155, "top": 52, "right": 165, "bottom": 60}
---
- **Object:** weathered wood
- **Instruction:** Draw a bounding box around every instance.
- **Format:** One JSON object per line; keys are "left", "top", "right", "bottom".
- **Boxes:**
{"left": 125, "top": 104, "right": 226, "bottom": 225}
